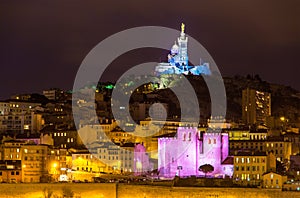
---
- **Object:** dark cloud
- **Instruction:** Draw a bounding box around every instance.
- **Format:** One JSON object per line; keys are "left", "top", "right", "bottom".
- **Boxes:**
{"left": 0, "top": 0, "right": 299, "bottom": 99}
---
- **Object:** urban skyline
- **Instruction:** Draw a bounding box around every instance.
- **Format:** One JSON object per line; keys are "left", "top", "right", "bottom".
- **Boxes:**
{"left": 0, "top": 1, "right": 299, "bottom": 197}
{"left": 0, "top": 1, "right": 300, "bottom": 99}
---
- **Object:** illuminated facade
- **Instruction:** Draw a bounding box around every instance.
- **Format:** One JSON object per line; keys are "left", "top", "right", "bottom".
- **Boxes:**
{"left": 133, "top": 144, "right": 152, "bottom": 175}
{"left": 155, "top": 23, "right": 211, "bottom": 76}
{"left": 158, "top": 127, "right": 233, "bottom": 178}
{"left": 0, "top": 112, "right": 44, "bottom": 134}
{"left": 21, "top": 145, "right": 48, "bottom": 183}
{"left": 242, "top": 88, "right": 271, "bottom": 126}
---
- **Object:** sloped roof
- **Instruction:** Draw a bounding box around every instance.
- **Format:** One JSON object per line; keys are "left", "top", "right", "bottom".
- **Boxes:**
{"left": 222, "top": 156, "right": 234, "bottom": 165}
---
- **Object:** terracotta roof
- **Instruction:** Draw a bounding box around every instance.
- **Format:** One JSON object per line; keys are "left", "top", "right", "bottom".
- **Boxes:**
{"left": 222, "top": 156, "right": 234, "bottom": 165}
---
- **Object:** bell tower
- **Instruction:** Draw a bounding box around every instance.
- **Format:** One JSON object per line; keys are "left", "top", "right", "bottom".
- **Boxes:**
{"left": 177, "top": 23, "right": 188, "bottom": 66}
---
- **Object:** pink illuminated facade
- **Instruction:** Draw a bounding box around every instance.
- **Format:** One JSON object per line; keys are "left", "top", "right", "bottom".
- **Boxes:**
{"left": 134, "top": 144, "right": 152, "bottom": 175}
{"left": 158, "top": 127, "right": 233, "bottom": 178}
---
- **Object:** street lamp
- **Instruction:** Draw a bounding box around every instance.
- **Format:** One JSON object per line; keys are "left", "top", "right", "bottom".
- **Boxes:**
{"left": 51, "top": 162, "right": 58, "bottom": 182}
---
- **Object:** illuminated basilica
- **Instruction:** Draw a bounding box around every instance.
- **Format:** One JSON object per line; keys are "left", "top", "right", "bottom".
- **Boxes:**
{"left": 155, "top": 23, "right": 211, "bottom": 76}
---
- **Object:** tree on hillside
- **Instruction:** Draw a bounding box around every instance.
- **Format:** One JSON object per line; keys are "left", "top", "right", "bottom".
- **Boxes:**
{"left": 198, "top": 164, "right": 214, "bottom": 178}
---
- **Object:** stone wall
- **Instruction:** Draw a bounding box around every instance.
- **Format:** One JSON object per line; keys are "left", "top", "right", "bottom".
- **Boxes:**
{"left": 0, "top": 183, "right": 299, "bottom": 198}
{"left": 0, "top": 183, "right": 116, "bottom": 198}
{"left": 117, "top": 185, "right": 300, "bottom": 198}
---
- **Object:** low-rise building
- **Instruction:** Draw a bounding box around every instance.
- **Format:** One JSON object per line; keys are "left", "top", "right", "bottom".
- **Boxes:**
{"left": 71, "top": 149, "right": 106, "bottom": 182}
{"left": 230, "top": 136, "right": 292, "bottom": 162}
{"left": 262, "top": 171, "right": 287, "bottom": 189}
{"left": 0, "top": 140, "right": 24, "bottom": 160}
{"left": 0, "top": 160, "right": 22, "bottom": 183}
{"left": 233, "top": 151, "right": 270, "bottom": 186}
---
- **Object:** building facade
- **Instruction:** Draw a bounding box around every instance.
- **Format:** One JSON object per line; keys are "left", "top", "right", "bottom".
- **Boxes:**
{"left": 158, "top": 127, "right": 233, "bottom": 178}
{"left": 262, "top": 172, "right": 287, "bottom": 189}
{"left": 233, "top": 151, "right": 268, "bottom": 186}
{"left": 21, "top": 144, "right": 48, "bottom": 183}
{"left": 242, "top": 88, "right": 271, "bottom": 126}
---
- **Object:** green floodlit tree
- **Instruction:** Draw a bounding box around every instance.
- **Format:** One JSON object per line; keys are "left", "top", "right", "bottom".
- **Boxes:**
{"left": 198, "top": 164, "right": 214, "bottom": 178}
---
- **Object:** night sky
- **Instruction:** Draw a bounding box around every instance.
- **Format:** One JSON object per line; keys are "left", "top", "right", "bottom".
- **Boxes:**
{"left": 0, "top": 0, "right": 299, "bottom": 99}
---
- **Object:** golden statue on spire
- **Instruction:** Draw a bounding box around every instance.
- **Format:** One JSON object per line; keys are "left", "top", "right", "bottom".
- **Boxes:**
{"left": 181, "top": 23, "right": 185, "bottom": 33}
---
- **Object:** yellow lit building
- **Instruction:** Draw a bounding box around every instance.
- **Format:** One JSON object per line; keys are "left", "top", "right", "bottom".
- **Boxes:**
{"left": 71, "top": 150, "right": 106, "bottom": 182}
{"left": 262, "top": 171, "right": 287, "bottom": 188}
{"left": 48, "top": 148, "right": 68, "bottom": 182}
{"left": 233, "top": 151, "right": 268, "bottom": 186}
{"left": 21, "top": 144, "right": 48, "bottom": 183}
{"left": 265, "top": 139, "right": 292, "bottom": 162}
{"left": 1, "top": 140, "right": 25, "bottom": 160}
{"left": 0, "top": 160, "right": 22, "bottom": 183}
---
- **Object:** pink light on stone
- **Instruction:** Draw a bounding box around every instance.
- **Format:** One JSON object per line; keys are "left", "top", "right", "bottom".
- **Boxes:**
{"left": 158, "top": 127, "right": 233, "bottom": 178}
{"left": 134, "top": 144, "right": 152, "bottom": 175}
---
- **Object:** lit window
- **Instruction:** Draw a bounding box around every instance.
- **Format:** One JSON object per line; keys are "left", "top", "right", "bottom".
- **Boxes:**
{"left": 57, "top": 133, "right": 60, "bottom": 137}
{"left": 270, "top": 174, "right": 273, "bottom": 179}
{"left": 241, "top": 158, "right": 244, "bottom": 163}
{"left": 24, "top": 149, "right": 28, "bottom": 153}
{"left": 64, "top": 133, "right": 66, "bottom": 136}
{"left": 67, "top": 138, "right": 70, "bottom": 143}
{"left": 71, "top": 138, "right": 73, "bottom": 142}
{"left": 54, "top": 133, "right": 56, "bottom": 136}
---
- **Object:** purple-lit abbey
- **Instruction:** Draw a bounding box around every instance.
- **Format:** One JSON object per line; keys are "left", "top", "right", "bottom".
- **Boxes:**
{"left": 157, "top": 127, "right": 233, "bottom": 178}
